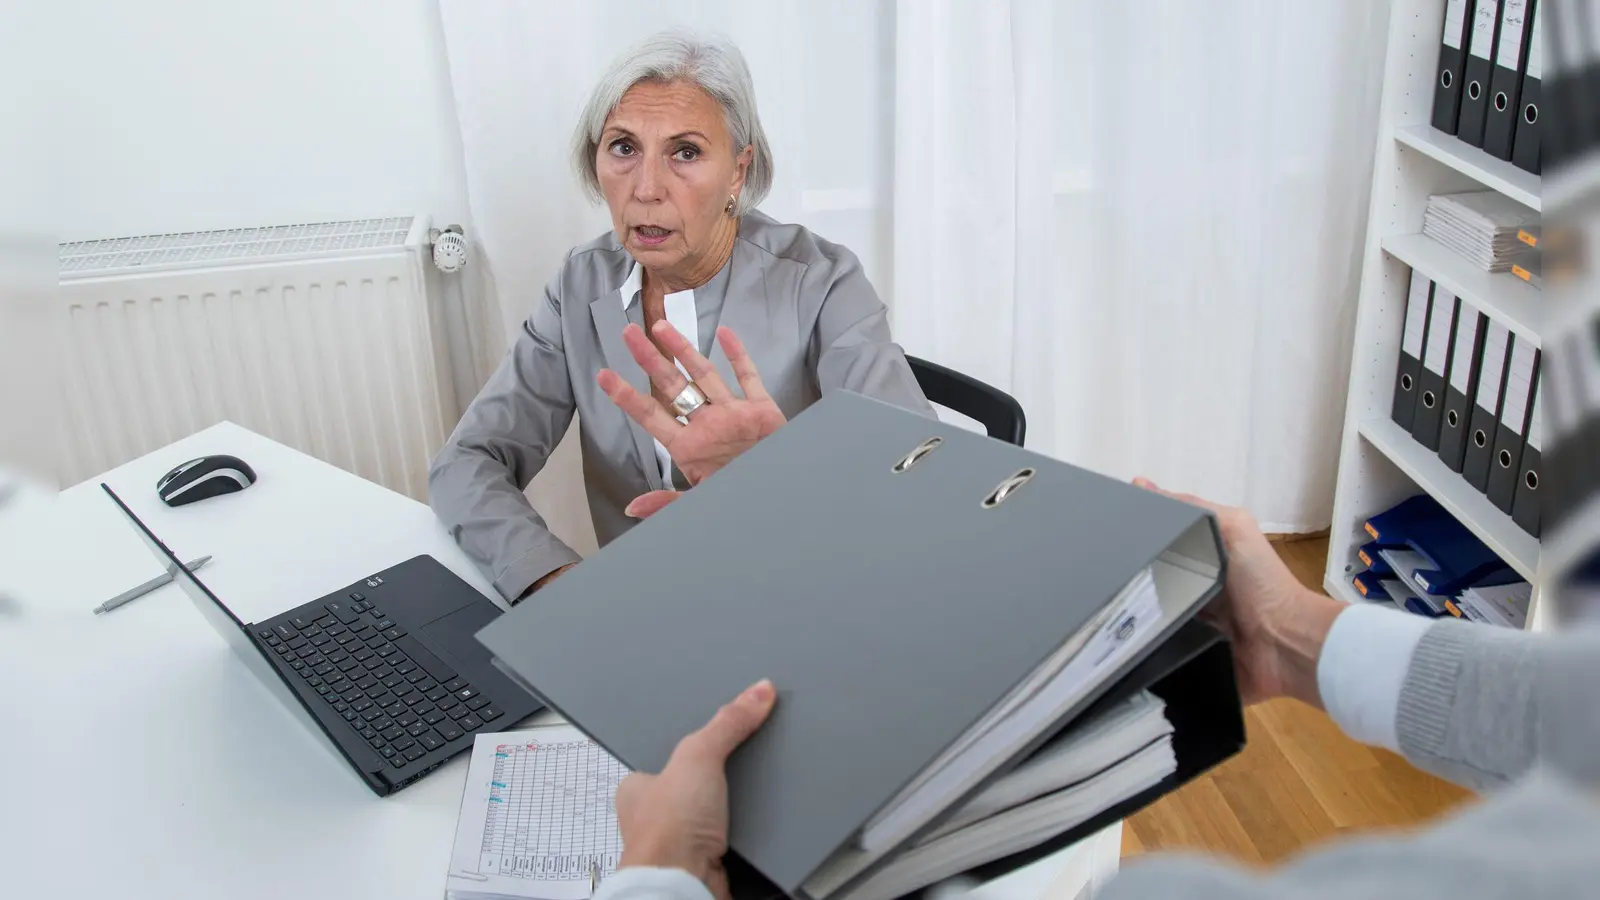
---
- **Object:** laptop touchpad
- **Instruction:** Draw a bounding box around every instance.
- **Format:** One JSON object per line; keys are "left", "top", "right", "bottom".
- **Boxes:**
{"left": 420, "top": 603, "right": 501, "bottom": 672}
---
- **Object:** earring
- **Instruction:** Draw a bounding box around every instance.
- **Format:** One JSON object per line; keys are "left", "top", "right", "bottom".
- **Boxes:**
{"left": 725, "top": 194, "right": 738, "bottom": 216}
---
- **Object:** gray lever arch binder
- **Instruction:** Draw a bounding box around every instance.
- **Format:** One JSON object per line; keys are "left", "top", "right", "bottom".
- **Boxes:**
{"left": 477, "top": 390, "right": 1233, "bottom": 899}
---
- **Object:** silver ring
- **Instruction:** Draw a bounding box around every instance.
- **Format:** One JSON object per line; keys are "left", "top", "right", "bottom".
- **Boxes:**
{"left": 670, "top": 382, "right": 709, "bottom": 418}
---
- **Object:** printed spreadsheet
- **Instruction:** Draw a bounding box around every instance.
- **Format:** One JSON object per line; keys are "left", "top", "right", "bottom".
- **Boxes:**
{"left": 479, "top": 735, "right": 627, "bottom": 879}
{"left": 447, "top": 724, "right": 630, "bottom": 899}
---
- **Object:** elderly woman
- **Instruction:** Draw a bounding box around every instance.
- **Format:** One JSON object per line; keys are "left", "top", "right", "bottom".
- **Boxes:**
{"left": 429, "top": 31, "right": 932, "bottom": 606}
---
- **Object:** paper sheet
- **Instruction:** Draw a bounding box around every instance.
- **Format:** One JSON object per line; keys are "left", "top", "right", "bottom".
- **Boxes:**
{"left": 446, "top": 724, "right": 630, "bottom": 900}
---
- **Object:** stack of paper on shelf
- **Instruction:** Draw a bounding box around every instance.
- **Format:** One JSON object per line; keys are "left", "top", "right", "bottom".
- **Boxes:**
{"left": 1454, "top": 581, "right": 1532, "bottom": 629}
{"left": 1422, "top": 191, "right": 1540, "bottom": 272}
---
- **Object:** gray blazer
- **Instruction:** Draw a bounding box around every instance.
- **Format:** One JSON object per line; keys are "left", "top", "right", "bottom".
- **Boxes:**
{"left": 429, "top": 211, "right": 935, "bottom": 603}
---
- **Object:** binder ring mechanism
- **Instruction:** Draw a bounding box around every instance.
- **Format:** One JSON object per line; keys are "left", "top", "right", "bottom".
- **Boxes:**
{"left": 889, "top": 437, "right": 1036, "bottom": 509}
{"left": 982, "top": 468, "right": 1036, "bottom": 509}
{"left": 892, "top": 437, "right": 944, "bottom": 473}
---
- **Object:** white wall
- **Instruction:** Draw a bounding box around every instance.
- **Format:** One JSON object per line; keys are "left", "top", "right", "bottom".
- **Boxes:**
{"left": 56, "top": 0, "right": 471, "bottom": 241}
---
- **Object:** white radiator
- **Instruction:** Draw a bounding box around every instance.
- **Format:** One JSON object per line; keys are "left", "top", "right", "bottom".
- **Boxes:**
{"left": 56, "top": 217, "right": 460, "bottom": 500}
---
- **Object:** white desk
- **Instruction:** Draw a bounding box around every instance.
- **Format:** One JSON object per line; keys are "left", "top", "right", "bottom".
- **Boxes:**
{"left": 0, "top": 423, "right": 1119, "bottom": 900}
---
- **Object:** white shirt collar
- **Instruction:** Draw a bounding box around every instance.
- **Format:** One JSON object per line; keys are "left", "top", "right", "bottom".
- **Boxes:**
{"left": 620, "top": 262, "right": 644, "bottom": 309}
{"left": 619, "top": 262, "right": 697, "bottom": 311}
{"left": 616, "top": 260, "right": 701, "bottom": 490}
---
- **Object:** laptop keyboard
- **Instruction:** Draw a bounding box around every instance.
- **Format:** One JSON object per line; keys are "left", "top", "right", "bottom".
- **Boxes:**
{"left": 254, "top": 594, "right": 505, "bottom": 772}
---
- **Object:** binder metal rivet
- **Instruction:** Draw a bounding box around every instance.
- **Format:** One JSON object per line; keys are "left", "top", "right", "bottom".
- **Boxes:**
{"left": 981, "top": 468, "right": 1036, "bottom": 509}
{"left": 1400, "top": 373, "right": 1413, "bottom": 391}
{"left": 1524, "top": 104, "right": 1537, "bottom": 124}
{"left": 1498, "top": 449, "right": 1513, "bottom": 468}
{"left": 1448, "top": 410, "right": 1459, "bottom": 427}
{"left": 1475, "top": 429, "right": 1488, "bottom": 448}
{"left": 1422, "top": 390, "right": 1436, "bottom": 409}
{"left": 1468, "top": 80, "right": 1481, "bottom": 101}
{"left": 1495, "top": 92, "right": 1508, "bottom": 112}
{"left": 893, "top": 437, "right": 943, "bottom": 473}
{"left": 1525, "top": 472, "right": 1538, "bottom": 491}
{"left": 1441, "top": 70, "right": 1453, "bottom": 89}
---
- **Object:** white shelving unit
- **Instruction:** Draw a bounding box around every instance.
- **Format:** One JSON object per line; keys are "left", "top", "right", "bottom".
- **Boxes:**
{"left": 1378, "top": 233, "right": 1545, "bottom": 343}
{"left": 1392, "top": 126, "right": 1542, "bottom": 211}
{"left": 1324, "top": 0, "right": 1546, "bottom": 630}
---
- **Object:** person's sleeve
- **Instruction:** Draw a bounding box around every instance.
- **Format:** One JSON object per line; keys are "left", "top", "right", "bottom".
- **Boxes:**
{"left": 427, "top": 268, "right": 582, "bottom": 604}
{"left": 806, "top": 244, "right": 937, "bottom": 419}
{"left": 1098, "top": 770, "right": 1600, "bottom": 900}
{"left": 1391, "top": 614, "right": 1600, "bottom": 791}
{"left": 1315, "top": 604, "right": 1431, "bottom": 751}
{"left": 1320, "top": 603, "right": 1600, "bottom": 793}
{"left": 592, "top": 868, "right": 713, "bottom": 900}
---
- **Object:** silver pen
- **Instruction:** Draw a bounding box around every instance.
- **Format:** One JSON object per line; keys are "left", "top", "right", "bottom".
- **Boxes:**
{"left": 93, "top": 556, "right": 211, "bottom": 615}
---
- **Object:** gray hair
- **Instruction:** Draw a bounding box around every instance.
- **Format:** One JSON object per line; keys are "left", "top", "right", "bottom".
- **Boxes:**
{"left": 571, "top": 31, "right": 773, "bottom": 216}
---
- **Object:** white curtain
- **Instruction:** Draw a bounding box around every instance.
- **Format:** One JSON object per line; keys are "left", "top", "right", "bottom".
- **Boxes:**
{"left": 438, "top": 0, "right": 1390, "bottom": 535}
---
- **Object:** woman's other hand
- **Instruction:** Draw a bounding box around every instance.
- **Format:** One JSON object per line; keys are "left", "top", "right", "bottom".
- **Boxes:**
{"left": 624, "top": 490, "right": 683, "bottom": 519}
{"left": 599, "top": 322, "right": 786, "bottom": 487}
{"left": 616, "top": 679, "right": 778, "bottom": 900}
{"left": 1132, "top": 478, "right": 1344, "bottom": 708}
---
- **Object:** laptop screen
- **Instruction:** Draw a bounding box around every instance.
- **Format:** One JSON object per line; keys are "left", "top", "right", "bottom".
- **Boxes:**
{"left": 100, "top": 483, "right": 249, "bottom": 634}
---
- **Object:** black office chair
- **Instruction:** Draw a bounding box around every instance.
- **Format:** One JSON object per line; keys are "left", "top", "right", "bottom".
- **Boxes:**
{"left": 906, "top": 355, "right": 1027, "bottom": 447}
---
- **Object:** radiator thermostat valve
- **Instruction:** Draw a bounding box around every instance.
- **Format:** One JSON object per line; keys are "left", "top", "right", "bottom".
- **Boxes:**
{"left": 430, "top": 225, "right": 467, "bottom": 273}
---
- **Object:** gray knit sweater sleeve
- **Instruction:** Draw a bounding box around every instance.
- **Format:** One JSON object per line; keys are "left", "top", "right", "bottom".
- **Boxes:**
{"left": 1394, "top": 618, "right": 1589, "bottom": 791}
{"left": 1102, "top": 622, "right": 1600, "bottom": 899}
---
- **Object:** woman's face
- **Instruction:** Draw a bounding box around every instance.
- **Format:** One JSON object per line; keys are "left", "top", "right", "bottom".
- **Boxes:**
{"left": 597, "top": 80, "right": 752, "bottom": 276}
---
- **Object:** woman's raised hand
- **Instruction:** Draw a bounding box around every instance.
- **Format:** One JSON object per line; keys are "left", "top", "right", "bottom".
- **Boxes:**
{"left": 598, "top": 322, "right": 786, "bottom": 515}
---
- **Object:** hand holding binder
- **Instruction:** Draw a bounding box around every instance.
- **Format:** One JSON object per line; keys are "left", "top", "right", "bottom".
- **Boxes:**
{"left": 1130, "top": 477, "right": 1337, "bottom": 707}
{"left": 615, "top": 679, "right": 779, "bottom": 885}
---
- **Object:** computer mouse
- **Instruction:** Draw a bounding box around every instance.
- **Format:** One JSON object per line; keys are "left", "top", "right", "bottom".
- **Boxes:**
{"left": 157, "top": 454, "right": 257, "bottom": 506}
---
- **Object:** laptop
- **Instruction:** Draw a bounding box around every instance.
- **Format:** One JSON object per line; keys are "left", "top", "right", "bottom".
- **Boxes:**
{"left": 102, "top": 483, "right": 542, "bottom": 796}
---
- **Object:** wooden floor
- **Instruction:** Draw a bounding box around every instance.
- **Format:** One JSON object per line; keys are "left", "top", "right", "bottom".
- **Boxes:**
{"left": 1120, "top": 536, "right": 1475, "bottom": 865}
